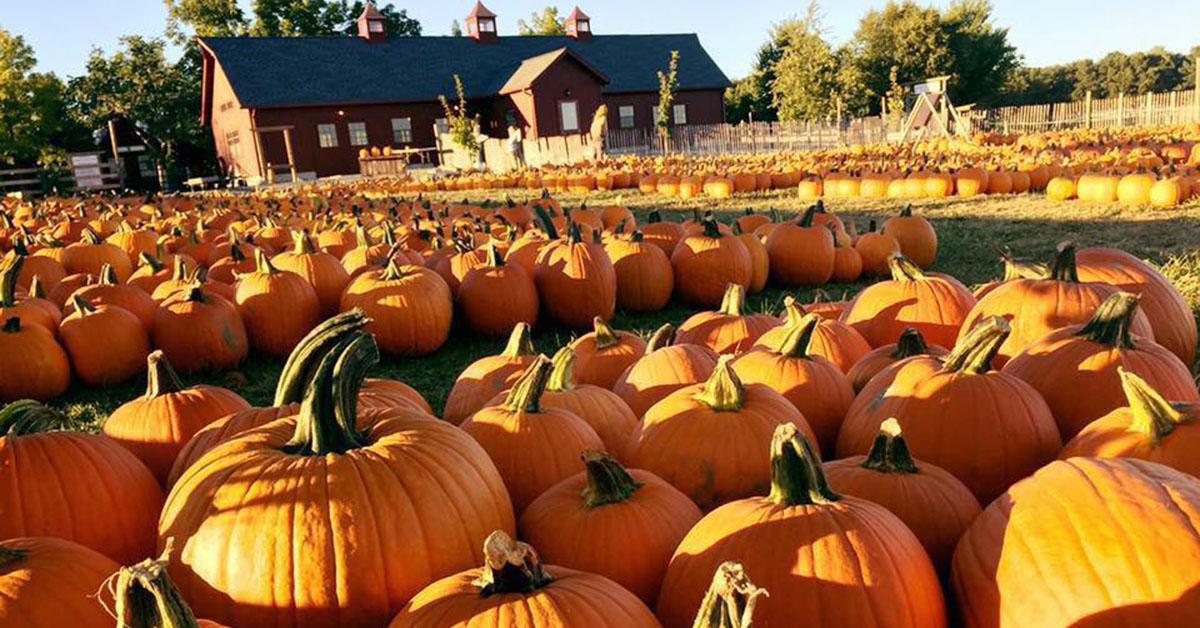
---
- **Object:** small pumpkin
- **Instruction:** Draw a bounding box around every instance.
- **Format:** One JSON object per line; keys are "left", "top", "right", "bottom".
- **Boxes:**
{"left": 59, "top": 295, "right": 151, "bottom": 387}
{"left": 676, "top": 283, "right": 780, "bottom": 355}
{"left": 234, "top": 249, "right": 322, "bottom": 357}
{"left": 671, "top": 217, "right": 752, "bottom": 307}
{"left": 613, "top": 324, "right": 718, "bottom": 419}
{"left": 457, "top": 243, "right": 539, "bottom": 338}
{"left": 0, "top": 316, "right": 70, "bottom": 402}
{"left": 569, "top": 317, "right": 647, "bottom": 390}
{"left": 605, "top": 231, "right": 674, "bottom": 312}
{"left": 270, "top": 230, "right": 350, "bottom": 316}
{"left": 846, "top": 327, "right": 948, "bottom": 393}
{"left": 881, "top": 204, "right": 938, "bottom": 268}
{"left": 153, "top": 287, "right": 248, "bottom": 373}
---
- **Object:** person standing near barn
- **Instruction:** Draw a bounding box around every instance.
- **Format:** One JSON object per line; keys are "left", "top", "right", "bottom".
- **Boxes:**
{"left": 506, "top": 123, "right": 524, "bottom": 170}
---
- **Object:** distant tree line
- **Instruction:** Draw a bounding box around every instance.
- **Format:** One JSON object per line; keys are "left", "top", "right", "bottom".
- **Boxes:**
{"left": 726, "top": 0, "right": 1198, "bottom": 123}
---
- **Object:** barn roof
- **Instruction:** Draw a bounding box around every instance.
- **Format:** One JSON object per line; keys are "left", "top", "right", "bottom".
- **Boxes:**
{"left": 498, "top": 48, "right": 609, "bottom": 95}
{"left": 199, "top": 34, "right": 730, "bottom": 109}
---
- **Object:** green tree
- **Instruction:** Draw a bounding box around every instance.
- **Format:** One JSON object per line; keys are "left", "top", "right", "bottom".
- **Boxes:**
{"left": 771, "top": 4, "right": 840, "bottom": 122}
{"left": 450, "top": 20, "right": 463, "bottom": 37}
{"left": 249, "top": 0, "right": 420, "bottom": 37}
{"left": 848, "top": 1, "right": 954, "bottom": 114}
{"left": 164, "top": 0, "right": 248, "bottom": 43}
{"left": 0, "top": 29, "right": 86, "bottom": 167}
{"left": 941, "top": 0, "right": 1018, "bottom": 106}
{"left": 656, "top": 50, "right": 680, "bottom": 136}
{"left": 66, "top": 36, "right": 208, "bottom": 179}
{"left": 517, "top": 7, "right": 566, "bottom": 36}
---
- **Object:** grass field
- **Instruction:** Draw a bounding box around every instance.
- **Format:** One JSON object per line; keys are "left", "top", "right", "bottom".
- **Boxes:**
{"left": 53, "top": 190, "right": 1200, "bottom": 427}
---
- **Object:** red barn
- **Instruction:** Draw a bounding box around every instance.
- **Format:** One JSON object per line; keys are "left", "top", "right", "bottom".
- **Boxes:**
{"left": 198, "top": 2, "right": 731, "bottom": 179}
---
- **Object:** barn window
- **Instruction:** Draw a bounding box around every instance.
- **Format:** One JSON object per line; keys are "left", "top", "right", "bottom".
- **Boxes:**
{"left": 368, "top": 21, "right": 384, "bottom": 33}
{"left": 391, "top": 118, "right": 413, "bottom": 144}
{"left": 348, "top": 122, "right": 369, "bottom": 146}
{"left": 559, "top": 101, "right": 579, "bottom": 133}
{"left": 435, "top": 118, "right": 449, "bottom": 134}
{"left": 618, "top": 106, "right": 635, "bottom": 129}
{"left": 317, "top": 124, "right": 338, "bottom": 148}
{"left": 673, "top": 104, "right": 688, "bottom": 125}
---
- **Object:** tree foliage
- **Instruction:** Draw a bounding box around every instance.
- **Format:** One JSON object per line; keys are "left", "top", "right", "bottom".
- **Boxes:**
{"left": 999, "top": 46, "right": 1200, "bottom": 105}
{"left": 656, "top": 50, "right": 680, "bottom": 135}
{"left": 771, "top": 5, "right": 841, "bottom": 122}
{"left": 249, "top": 0, "right": 421, "bottom": 37}
{"left": 164, "top": 0, "right": 247, "bottom": 42}
{"left": 517, "top": 7, "right": 566, "bottom": 36}
{"left": 0, "top": 29, "right": 87, "bottom": 166}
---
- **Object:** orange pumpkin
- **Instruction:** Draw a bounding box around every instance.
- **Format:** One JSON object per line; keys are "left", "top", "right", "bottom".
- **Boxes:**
{"left": 340, "top": 259, "right": 453, "bottom": 357}
{"left": 605, "top": 231, "right": 674, "bottom": 312}
{"left": 676, "top": 283, "right": 780, "bottom": 355}
{"left": 882, "top": 205, "right": 938, "bottom": 268}
{"left": 765, "top": 205, "right": 835, "bottom": 287}
{"left": 569, "top": 317, "right": 647, "bottom": 390}
{"left": 846, "top": 327, "right": 948, "bottom": 392}
{"left": 59, "top": 295, "right": 150, "bottom": 386}
{"left": 457, "top": 243, "right": 539, "bottom": 338}
{"left": 271, "top": 230, "right": 350, "bottom": 316}
{"left": 443, "top": 322, "right": 538, "bottom": 424}
{"left": 842, "top": 254, "right": 976, "bottom": 348}
{"left": 153, "top": 287, "right": 248, "bottom": 373}
{"left": 671, "top": 217, "right": 752, "bottom": 307}
{"left": 535, "top": 221, "right": 617, "bottom": 328}
{"left": 0, "top": 537, "right": 121, "bottom": 627}
{"left": 0, "top": 316, "right": 70, "bottom": 402}
{"left": 613, "top": 324, "right": 718, "bottom": 418}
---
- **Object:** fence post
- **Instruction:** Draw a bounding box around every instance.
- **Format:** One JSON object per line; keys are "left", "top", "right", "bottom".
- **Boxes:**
{"left": 1117, "top": 93, "right": 1124, "bottom": 127}
{"left": 1195, "top": 57, "right": 1200, "bottom": 123}
{"left": 1169, "top": 90, "right": 1177, "bottom": 125}
{"left": 1084, "top": 91, "right": 1093, "bottom": 129}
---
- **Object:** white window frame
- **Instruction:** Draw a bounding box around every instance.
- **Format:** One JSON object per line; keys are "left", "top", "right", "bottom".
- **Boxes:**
{"left": 391, "top": 117, "right": 413, "bottom": 144}
{"left": 673, "top": 104, "right": 688, "bottom": 125}
{"left": 559, "top": 100, "right": 580, "bottom": 133}
{"left": 618, "top": 105, "right": 635, "bottom": 129}
{"left": 480, "top": 19, "right": 495, "bottom": 33}
{"left": 317, "top": 123, "right": 339, "bottom": 148}
{"left": 348, "top": 121, "right": 369, "bottom": 146}
{"left": 577, "top": 20, "right": 590, "bottom": 33}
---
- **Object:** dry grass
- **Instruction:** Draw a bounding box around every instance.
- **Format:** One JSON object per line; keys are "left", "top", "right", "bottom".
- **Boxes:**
{"left": 53, "top": 190, "right": 1200, "bottom": 426}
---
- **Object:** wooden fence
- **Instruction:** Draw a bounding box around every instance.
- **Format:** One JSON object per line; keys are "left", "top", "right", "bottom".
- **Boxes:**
{"left": 437, "top": 132, "right": 600, "bottom": 174}
{"left": 971, "top": 88, "right": 1200, "bottom": 134}
{"left": 604, "top": 118, "right": 888, "bottom": 156}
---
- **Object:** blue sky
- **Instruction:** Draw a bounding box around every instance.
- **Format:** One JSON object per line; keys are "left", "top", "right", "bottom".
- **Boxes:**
{"left": 3, "top": 0, "right": 1197, "bottom": 80}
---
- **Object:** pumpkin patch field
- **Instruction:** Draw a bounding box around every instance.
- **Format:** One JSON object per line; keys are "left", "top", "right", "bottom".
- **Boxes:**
{"left": 4, "top": 180, "right": 1200, "bottom": 628}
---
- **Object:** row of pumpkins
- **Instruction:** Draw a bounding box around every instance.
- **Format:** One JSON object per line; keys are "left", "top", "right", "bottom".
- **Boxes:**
{"left": 374, "top": 124, "right": 1200, "bottom": 206}
{"left": 4, "top": 232, "right": 1200, "bottom": 626}
{"left": 0, "top": 192, "right": 940, "bottom": 399}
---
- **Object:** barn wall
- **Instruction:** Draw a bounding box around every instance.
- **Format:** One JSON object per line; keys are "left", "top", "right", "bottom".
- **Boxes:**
{"left": 528, "top": 59, "right": 605, "bottom": 138}
{"left": 207, "top": 58, "right": 259, "bottom": 178}
{"left": 602, "top": 89, "right": 726, "bottom": 130}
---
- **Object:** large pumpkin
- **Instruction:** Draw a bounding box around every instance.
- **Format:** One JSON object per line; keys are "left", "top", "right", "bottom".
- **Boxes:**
{"left": 605, "top": 231, "right": 674, "bottom": 312}
{"left": 234, "top": 249, "right": 322, "bottom": 357}
{"left": 732, "top": 313, "right": 854, "bottom": 455}
{"left": 457, "top": 243, "right": 539, "bottom": 338}
{"left": 0, "top": 255, "right": 61, "bottom": 333}
{"left": 104, "top": 350, "right": 250, "bottom": 485}
{"left": 443, "top": 322, "right": 538, "bottom": 424}
{"left": 631, "top": 355, "right": 816, "bottom": 510}
{"left": 824, "top": 418, "right": 981, "bottom": 575}
{"left": 160, "top": 332, "right": 515, "bottom": 627}
{"left": 952, "top": 457, "right": 1200, "bottom": 627}
{"left": 519, "top": 451, "right": 702, "bottom": 604}
{"left": 842, "top": 254, "right": 975, "bottom": 348}
{"left": 881, "top": 205, "right": 938, "bottom": 268}
{"left": 569, "top": 317, "right": 647, "bottom": 390}
{"left": 1003, "top": 291, "right": 1198, "bottom": 440}
{"left": 1059, "top": 368, "right": 1200, "bottom": 479}
{"left": 340, "top": 259, "right": 452, "bottom": 357}
{"left": 0, "top": 400, "right": 164, "bottom": 564}
{"left": 765, "top": 205, "right": 835, "bottom": 287}
{"left": 837, "top": 317, "right": 1062, "bottom": 504}
{"left": 388, "top": 530, "right": 660, "bottom": 627}
{"left": 534, "top": 222, "right": 617, "bottom": 328}
{"left": 614, "top": 324, "right": 718, "bottom": 418}
{"left": 958, "top": 242, "right": 1153, "bottom": 367}
{"left": 671, "top": 217, "right": 752, "bottom": 307}
{"left": 0, "top": 316, "right": 70, "bottom": 402}
{"left": 676, "top": 283, "right": 780, "bottom": 355}
{"left": 0, "top": 537, "right": 121, "bottom": 628}
{"left": 656, "top": 423, "right": 947, "bottom": 627}
{"left": 153, "top": 287, "right": 248, "bottom": 373}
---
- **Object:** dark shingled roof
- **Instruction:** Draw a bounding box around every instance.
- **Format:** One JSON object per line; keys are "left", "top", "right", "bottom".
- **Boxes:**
{"left": 200, "top": 34, "right": 731, "bottom": 109}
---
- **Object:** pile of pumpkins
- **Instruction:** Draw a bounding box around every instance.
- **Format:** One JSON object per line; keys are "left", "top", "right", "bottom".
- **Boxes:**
{"left": 373, "top": 123, "right": 1200, "bottom": 206}
{"left": 4, "top": 233, "right": 1200, "bottom": 627}
{"left": 0, "top": 189, "right": 940, "bottom": 401}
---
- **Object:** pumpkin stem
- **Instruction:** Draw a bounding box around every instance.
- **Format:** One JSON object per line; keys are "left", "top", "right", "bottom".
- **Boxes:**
{"left": 0, "top": 546, "right": 29, "bottom": 570}
{"left": 28, "top": 276, "right": 46, "bottom": 299}
{"left": 702, "top": 217, "right": 722, "bottom": 239}
{"left": 2, "top": 317, "right": 20, "bottom": 333}
{"left": 645, "top": 324, "right": 676, "bottom": 353}
{"left": 474, "top": 530, "right": 554, "bottom": 596}
{"left": 767, "top": 422, "right": 839, "bottom": 506}
{"left": 892, "top": 328, "right": 931, "bottom": 359}
{"left": 484, "top": 243, "right": 504, "bottom": 268}
{"left": 861, "top": 418, "right": 919, "bottom": 474}
{"left": 1049, "top": 241, "right": 1080, "bottom": 282}
{"left": 580, "top": 450, "right": 643, "bottom": 508}
{"left": 283, "top": 331, "right": 377, "bottom": 456}
{"left": 292, "top": 230, "right": 317, "bottom": 255}
{"left": 691, "top": 562, "right": 768, "bottom": 628}
{"left": 888, "top": 254, "right": 926, "bottom": 281}
{"left": 112, "top": 542, "right": 202, "bottom": 628}
{"left": 942, "top": 316, "right": 1010, "bottom": 374}
{"left": 0, "top": 399, "right": 65, "bottom": 436}
{"left": 798, "top": 204, "right": 818, "bottom": 227}
{"left": 98, "top": 264, "right": 120, "bottom": 285}
{"left": 546, "top": 346, "right": 576, "bottom": 392}
{"left": 779, "top": 295, "right": 806, "bottom": 327}
{"left": 168, "top": 255, "right": 190, "bottom": 282}
{"left": 138, "top": 253, "right": 165, "bottom": 273}
{"left": 1120, "top": 368, "right": 1187, "bottom": 442}
{"left": 899, "top": 204, "right": 913, "bottom": 218}
{"left": 591, "top": 316, "right": 621, "bottom": 350}
{"left": 503, "top": 356, "right": 553, "bottom": 414}
{"left": 1078, "top": 292, "right": 1141, "bottom": 349}
{"left": 273, "top": 309, "right": 371, "bottom": 406}
{"left": 647, "top": 209, "right": 662, "bottom": 224}
{"left": 567, "top": 221, "right": 583, "bottom": 244}
{"left": 717, "top": 283, "right": 746, "bottom": 316}
{"left": 694, "top": 355, "right": 745, "bottom": 412}
{"left": 630, "top": 230, "right": 645, "bottom": 243}
{"left": 500, "top": 322, "right": 536, "bottom": 358}
{"left": 0, "top": 255, "right": 21, "bottom": 307}
{"left": 80, "top": 227, "right": 102, "bottom": 245}
{"left": 773, "top": 313, "right": 820, "bottom": 359}
{"left": 254, "top": 248, "right": 279, "bottom": 275}
{"left": 145, "top": 350, "right": 186, "bottom": 398}
{"left": 70, "top": 294, "right": 97, "bottom": 316}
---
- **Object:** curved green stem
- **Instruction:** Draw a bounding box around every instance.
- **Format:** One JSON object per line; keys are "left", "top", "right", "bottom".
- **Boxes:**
{"left": 692, "top": 562, "right": 768, "bottom": 628}
{"left": 892, "top": 328, "right": 931, "bottom": 359}
{"left": 861, "top": 418, "right": 919, "bottom": 474}
{"left": 774, "top": 313, "right": 819, "bottom": 359}
{"left": 645, "top": 323, "right": 676, "bottom": 353}
{"left": 145, "top": 350, "right": 185, "bottom": 398}
{"left": 798, "top": 204, "right": 818, "bottom": 227}
{"left": 113, "top": 544, "right": 202, "bottom": 628}
{"left": 546, "top": 346, "right": 576, "bottom": 392}
{"left": 942, "top": 317, "right": 1010, "bottom": 374}
{"left": 1078, "top": 292, "right": 1140, "bottom": 349}
{"left": 767, "top": 422, "right": 839, "bottom": 506}
{"left": 580, "top": 450, "right": 643, "bottom": 508}
{"left": 1120, "top": 368, "right": 1188, "bottom": 442}
{"left": 503, "top": 355, "right": 553, "bottom": 414}
{"left": 702, "top": 217, "right": 722, "bottom": 239}
{"left": 283, "top": 331, "right": 377, "bottom": 456}
{"left": 1049, "top": 241, "right": 1079, "bottom": 282}
{"left": 888, "top": 254, "right": 926, "bottom": 281}
{"left": 694, "top": 355, "right": 744, "bottom": 411}
{"left": 0, "top": 255, "right": 21, "bottom": 307}
{"left": 0, "top": 399, "right": 65, "bottom": 436}
{"left": 501, "top": 322, "right": 536, "bottom": 358}
{"left": 70, "top": 294, "right": 96, "bottom": 316}
{"left": 273, "top": 310, "right": 371, "bottom": 406}
{"left": 0, "top": 546, "right": 29, "bottom": 570}
{"left": 474, "top": 530, "right": 553, "bottom": 596}
{"left": 591, "top": 317, "right": 621, "bottom": 350}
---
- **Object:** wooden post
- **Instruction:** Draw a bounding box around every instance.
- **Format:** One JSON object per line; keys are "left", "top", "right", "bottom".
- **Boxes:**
{"left": 1084, "top": 91, "right": 1093, "bottom": 129}
{"left": 283, "top": 129, "right": 297, "bottom": 182}
{"left": 1117, "top": 93, "right": 1124, "bottom": 127}
{"left": 1145, "top": 92, "right": 1153, "bottom": 126}
{"left": 1170, "top": 90, "right": 1178, "bottom": 125}
{"left": 106, "top": 118, "right": 125, "bottom": 187}
{"left": 251, "top": 130, "right": 266, "bottom": 180}
{"left": 1195, "top": 57, "right": 1200, "bottom": 123}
